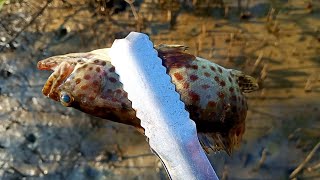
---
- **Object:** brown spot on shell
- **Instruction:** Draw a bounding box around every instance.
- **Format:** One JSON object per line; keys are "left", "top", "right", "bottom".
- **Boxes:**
{"left": 210, "top": 66, "right": 216, "bottom": 72}
{"left": 81, "top": 85, "right": 89, "bottom": 90}
{"left": 191, "top": 65, "right": 198, "bottom": 70}
{"left": 94, "top": 60, "right": 99, "bottom": 63}
{"left": 208, "top": 101, "right": 217, "bottom": 107}
{"left": 201, "top": 84, "right": 210, "bottom": 90}
{"left": 204, "top": 72, "right": 210, "bottom": 77}
{"left": 229, "top": 87, "right": 234, "bottom": 93}
{"left": 214, "top": 76, "right": 220, "bottom": 83}
{"left": 174, "top": 72, "right": 184, "bottom": 81}
{"left": 101, "top": 61, "right": 106, "bottom": 66}
{"left": 183, "top": 82, "right": 189, "bottom": 89}
{"left": 217, "top": 91, "right": 225, "bottom": 99}
{"left": 89, "top": 67, "right": 93, "bottom": 71}
{"left": 89, "top": 96, "right": 95, "bottom": 101}
{"left": 170, "top": 63, "right": 183, "bottom": 68}
{"left": 75, "top": 78, "right": 81, "bottom": 84}
{"left": 218, "top": 67, "right": 223, "bottom": 73}
{"left": 93, "top": 80, "right": 99, "bottom": 86}
{"left": 158, "top": 49, "right": 196, "bottom": 69}
{"left": 121, "top": 102, "right": 129, "bottom": 109}
{"left": 202, "top": 65, "right": 206, "bottom": 69}
{"left": 220, "top": 81, "right": 226, "bottom": 87}
{"left": 96, "top": 67, "right": 101, "bottom": 72}
{"left": 83, "top": 64, "right": 88, "bottom": 68}
{"left": 190, "top": 75, "right": 198, "bottom": 81}
{"left": 84, "top": 74, "right": 91, "bottom": 80}
{"left": 189, "top": 91, "right": 200, "bottom": 102}
{"left": 109, "top": 77, "right": 117, "bottom": 83}
{"left": 109, "top": 67, "right": 115, "bottom": 72}
{"left": 115, "top": 89, "right": 122, "bottom": 94}
{"left": 228, "top": 76, "right": 233, "bottom": 83}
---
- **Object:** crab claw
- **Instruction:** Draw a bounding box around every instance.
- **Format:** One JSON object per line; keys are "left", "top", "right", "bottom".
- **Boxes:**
{"left": 37, "top": 58, "right": 59, "bottom": 71}
{"left": 41, "top": 61, "right": 75, "bottom": 101}
{"left": 37, "top": 53, "right": 89, "bottom": 71}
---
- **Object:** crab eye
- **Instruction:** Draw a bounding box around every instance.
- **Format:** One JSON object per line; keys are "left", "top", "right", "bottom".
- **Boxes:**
{"left": 60, "top": 92, "right": 73, "bottom": 106}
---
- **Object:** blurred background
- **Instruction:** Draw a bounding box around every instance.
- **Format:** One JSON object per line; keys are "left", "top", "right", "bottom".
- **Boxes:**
{"left": 0, "top": 0, "right": 319, "bottom": 179}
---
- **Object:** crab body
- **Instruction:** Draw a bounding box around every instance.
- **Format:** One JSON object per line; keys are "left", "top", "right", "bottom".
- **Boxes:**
{"left": 37, "top": 45, "right": 258, "bottom": 154}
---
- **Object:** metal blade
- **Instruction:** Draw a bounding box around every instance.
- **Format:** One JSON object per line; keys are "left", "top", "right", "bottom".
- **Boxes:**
{"left": 109, "top": 32, "right": 219, "bottom": 180}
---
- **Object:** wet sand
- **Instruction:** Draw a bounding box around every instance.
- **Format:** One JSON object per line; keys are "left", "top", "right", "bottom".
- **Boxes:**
{"left": 0, "top": 0, "right": 319, "bottom": 179}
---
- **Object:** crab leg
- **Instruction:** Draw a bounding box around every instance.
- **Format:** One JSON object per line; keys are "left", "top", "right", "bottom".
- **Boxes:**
{"left": 41, "top": 61, "right": 74, "bottom": 100}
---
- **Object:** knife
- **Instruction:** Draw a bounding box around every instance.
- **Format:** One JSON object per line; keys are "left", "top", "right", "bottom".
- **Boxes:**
{"left": 109, "top": 32, "right": 219, "bottom": 180}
